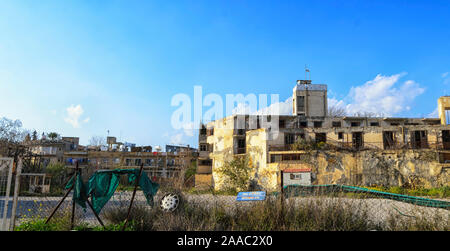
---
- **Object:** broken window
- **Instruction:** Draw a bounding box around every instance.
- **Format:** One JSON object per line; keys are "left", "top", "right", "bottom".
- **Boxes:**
{"left": 285, "top": 134, "right": 296, "bottom": 145}
{"left": 279, "top": 120, "right": 285, "bottom": 129}
{"left": 235, "top": 139, "right": 246, "bottom": 154}
{"left": 200, "top": 159, "right": 212, "bottom": 165}
{"left": 352, "top": 132, "right": 364, "bottom": 149}
{"left": 135, "top": 159, "right": 142, "bottom": 166}
{"left": 270, "top": 154, "right": 282, "bottom": 163}
{"left": 315, "top": 133, "right": 326, "bottom": 144}
{"left": 314, "top": 121, "right": 323, "bottom": 128}
{"left": 332, "top": 121, "right": 341, "bottom": 128}
{"left": 411, "top": 131, "right": 428, "bottom": 149}
{"left": 199, "top": 144, "right": 208, "bottom": 151}
{"left": 298, "top": 121, "right": 307, "bottom": 128}
{"left": 351, "top": 122, "right": 361, "bottom": 127}
{"left": 200, "top": 126, "right": 207, "bottom": 135}
{"left": 145, "top": 159, "right": 153, "bottom": 166}
{"left": 383, "top": 131, "right": 395, "bottom": 150}
{"left": 338, "top": 132, "right": 344, "bottom": 140}
{"left": 443, "top": 130, "right": 450, "bottom": 150}
{"left": 370, "top": 122, "right": 380, "bottom": 127}
{"left": 297, "top": 96, "right": 305, "bottom": 112}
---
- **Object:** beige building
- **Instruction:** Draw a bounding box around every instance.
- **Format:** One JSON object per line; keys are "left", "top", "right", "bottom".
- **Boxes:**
{"left": 197, "top": 79, "right": 450, "bottom": 191}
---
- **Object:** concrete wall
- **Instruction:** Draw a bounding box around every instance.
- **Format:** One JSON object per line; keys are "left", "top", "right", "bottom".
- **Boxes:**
{"left": 438, "top": 96, "right": 450, "bottom": 125}
{"left": 206, "top": 116, "right": 236, "bottom": 190}
{"left": 260, "top": 150, "right": 449, "bottom": 191}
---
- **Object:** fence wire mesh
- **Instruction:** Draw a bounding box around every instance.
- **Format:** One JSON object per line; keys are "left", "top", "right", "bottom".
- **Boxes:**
{"left": 13, "top": 173, "right": 159, "bottom": 229}
{"left": 9, "top": 173, "right": 450, "bottom": 231}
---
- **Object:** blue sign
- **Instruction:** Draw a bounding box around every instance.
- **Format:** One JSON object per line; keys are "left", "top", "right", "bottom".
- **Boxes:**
{"left": 236, "top": 191, "right": 266, "bottom": 201}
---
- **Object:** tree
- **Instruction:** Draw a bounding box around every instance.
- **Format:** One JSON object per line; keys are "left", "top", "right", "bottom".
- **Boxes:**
{"left": 215, "top": 154, "right": 252, "bottom": 192}
{"left": 32, "top": 130, "right": 38, "bottom": 141}
{"left": 47, "top": 132, "right": 59, "bottom": 140}
{"left": 24, "top": 133, "right": 31, "bottom": 142}
{"left": 328, "top": 105, "right": 347, "bottom": 118}
{"left": 0, "top": 117, "right": 27, "bottom": 143}
{"left": 89, "top": 136, "right": 106, "bottom": 146}
{"left": 353, "top": 111, "right": 384, "bottom": 118}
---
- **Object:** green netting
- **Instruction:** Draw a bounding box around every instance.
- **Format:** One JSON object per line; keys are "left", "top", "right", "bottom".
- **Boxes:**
{"left": 65, "top": 169, "right": 160, "bottom": 214}
{"left": 281, "top": 184, "right": 450, "bottom": 210}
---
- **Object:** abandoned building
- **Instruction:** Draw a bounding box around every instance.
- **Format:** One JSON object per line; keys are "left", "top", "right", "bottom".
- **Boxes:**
{"left": 24, "top": 136, "right": 197, "bottom": 184}
{"left": 196, "top": 80, "right": 450, "bottom": 191}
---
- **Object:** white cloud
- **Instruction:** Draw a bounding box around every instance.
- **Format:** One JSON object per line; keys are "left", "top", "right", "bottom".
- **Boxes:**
{"left": 331, "top": 73, "right": 425, "bottom": 117}
{"left": 232, "top": 97, "right": 293, "bottom": 116}
{"left": 170, "top": 133, "right": 184, "bottom": 145}
{"left": 255, "top": 97, "right": 293, "bottom": 116}
{"left": 442, "top": 72, "right": 450, "bottom": 86}
{"left": 64, "top": 104, "right": 90, "bottom": 128}
{"left": 428, "top": 107, "right": 439, "bottom": 118}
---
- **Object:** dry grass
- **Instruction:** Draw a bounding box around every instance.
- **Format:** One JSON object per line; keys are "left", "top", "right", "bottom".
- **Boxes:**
{"left": 99, "top": 192, "right": 449, "bottom": 231}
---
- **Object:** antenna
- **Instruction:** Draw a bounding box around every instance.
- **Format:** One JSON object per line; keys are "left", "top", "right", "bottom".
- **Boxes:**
{"left": 305, "top": 65, "right": 311, "bottom": 80}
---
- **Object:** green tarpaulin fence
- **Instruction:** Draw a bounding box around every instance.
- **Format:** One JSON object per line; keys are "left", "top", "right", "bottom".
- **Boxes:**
{"left": 281, "top": 184, "right": 450, "bottom": 210}
{"left": 65, "top": 169, "right": 160, "bottom": 214}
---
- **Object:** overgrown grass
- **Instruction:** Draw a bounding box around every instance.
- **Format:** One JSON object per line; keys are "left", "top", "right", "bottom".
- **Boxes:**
{"left": 16, "top": 192, "right": 448, "bottom": 231}
{"left": 364, "top": 186, "right": 450, "bottom": 198}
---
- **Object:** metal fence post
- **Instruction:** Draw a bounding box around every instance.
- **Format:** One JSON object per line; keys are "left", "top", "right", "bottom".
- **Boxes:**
{"left": 10, "top": 158, "right": 23, "bottom": 231}
{"left": 122, "top": 163, "right": 144, "bottom": 231}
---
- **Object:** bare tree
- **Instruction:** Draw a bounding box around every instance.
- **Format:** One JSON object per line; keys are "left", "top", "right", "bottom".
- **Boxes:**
{"left": 89, "top": 136, "right": 106, "bottom": 146}
{"left": 328, "top": 105, "right": 347, "bottom": 118}
{"left": 0, "top": 117, "right": 27, "bottom": 143}
{"left": 353, "top": 111, "right": 384, "bottom": 118}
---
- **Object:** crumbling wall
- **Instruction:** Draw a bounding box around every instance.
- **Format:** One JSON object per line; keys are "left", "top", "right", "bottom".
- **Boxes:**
{"left": 258, "top": 149, "right": 449, "bottom": 191}
{"left": 207, "top": 116, "right": 236, "bottom": 190}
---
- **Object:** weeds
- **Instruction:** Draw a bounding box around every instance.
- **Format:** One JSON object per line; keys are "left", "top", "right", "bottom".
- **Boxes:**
{"left": 16, "top": 191, "right": 448, "bottom": 231}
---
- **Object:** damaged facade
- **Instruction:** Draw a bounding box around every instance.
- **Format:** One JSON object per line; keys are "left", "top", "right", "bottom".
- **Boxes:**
{"left": 25, "top": 136, "right": 197, "bottom": 183}
{"left": 197, "top": 80, "right": 450, "bottom": 191}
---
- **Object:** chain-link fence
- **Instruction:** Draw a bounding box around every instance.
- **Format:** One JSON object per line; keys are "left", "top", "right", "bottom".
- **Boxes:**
{"left": 0, "top": 158, "right": 14, "bottom": 231}
{"left": 9, "top": 171, "right": 450, "bottom": 231}
{"left": 12, "top": 170, "right": 163, "bottom": 229}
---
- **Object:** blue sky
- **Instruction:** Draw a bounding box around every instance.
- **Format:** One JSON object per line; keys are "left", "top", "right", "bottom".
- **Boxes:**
{"left": 0, "top": 0, "right": 449, "bottom": 147}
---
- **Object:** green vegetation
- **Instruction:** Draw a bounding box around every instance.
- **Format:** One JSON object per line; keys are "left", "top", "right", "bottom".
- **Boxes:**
{"left": 215, "top": 155, "right": 252, "bottom": 192}
{"left": 365, "top": 186, "right": 450, "bottom": 198}
{"left": 15, "top": 194, "right": 449, "bottom": 231}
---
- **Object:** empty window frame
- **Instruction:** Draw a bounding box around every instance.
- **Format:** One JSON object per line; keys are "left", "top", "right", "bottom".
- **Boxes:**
{"left": 443, "top": 130, "right": 450, "bottom": 150}
{"left": 383, "top": 131, "right": 395, "bottom": 150}
{"left": 410, "top": 131, "right": 428, "bottom": 149}
{"left": 285, "top": 133, "right": 296, "bottom": 145}
{"left": 315, "top": 133, "right": 327, "bottom": 144}
{"left": 352, "top": 132, "right": 364, "bottom": 149}
{"left": 199, "top": 144, "right": 208, "bottom": 151}
{"left": 298, "top": 121, "right": 308, "bottom": 128}
{"left": 332, "top": 121, "right": 342, "bottom": 128}
{"left": 351, "top": 122, "right": 361, "bottom": 127}
{"left": 297, "top": 96, "right": 305, "bottom": 112}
